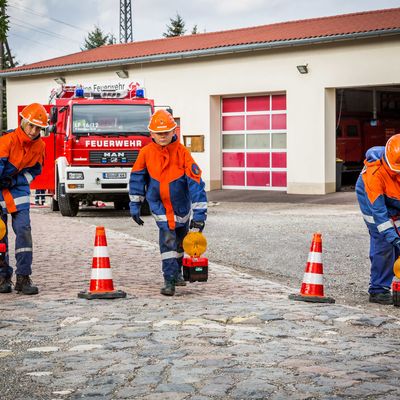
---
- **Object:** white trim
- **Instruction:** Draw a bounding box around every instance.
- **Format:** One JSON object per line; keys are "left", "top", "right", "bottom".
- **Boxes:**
{"left": 90, "top": 268, "right": 113, "bottom": 280}
{"left": 377, "top": 220, "right": 393, "bottom": 233}
{"left": 161, "top": 251, "right": 178, "bottom": 260}
{"left": 15, "top": 196, "right": 30, "bottom": 206}
{"left": 130, "top": 195, "right": 145, "bottom": 202}
{"left": 23, "top": 171, "right": 34, "bottom": 183}
{"left": 192, "top": 202, "right": 207, "bottom": 210}
{"left": 307, "top": 252, "right": 322, "bottom": 264}
{"left": 302, "top": 273, "right": 324, "bottom": 285}
{"left": 93, "top": 246, "right": 109, "bottom": 258}
{"left": 15, "top": 247, "right": 32, "bottom": 254}
{"left": 362, "top": 214, "right": 375, "bottom": 224}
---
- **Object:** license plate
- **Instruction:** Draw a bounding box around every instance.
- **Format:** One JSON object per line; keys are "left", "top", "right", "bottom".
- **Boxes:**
{"left": 102, "top": 172, "right": 127, "bottom": 179}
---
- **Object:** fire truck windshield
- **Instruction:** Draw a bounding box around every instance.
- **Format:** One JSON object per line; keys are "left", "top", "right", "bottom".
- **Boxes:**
{"left": 72, "top": 104, "right": 152, "bottom": 135}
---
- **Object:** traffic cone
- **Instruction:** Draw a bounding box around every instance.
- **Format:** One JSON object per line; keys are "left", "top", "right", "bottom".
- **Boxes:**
{"left": 78, "top": 226, "right": 126, "bottom": 300}
{"left": 288, "top": 233, "right": 335, "bottom": 303}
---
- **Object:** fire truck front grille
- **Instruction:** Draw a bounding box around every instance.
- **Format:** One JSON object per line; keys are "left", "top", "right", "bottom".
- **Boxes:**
{"left": 89, "top": 150, "right": 139, "bottom": 164}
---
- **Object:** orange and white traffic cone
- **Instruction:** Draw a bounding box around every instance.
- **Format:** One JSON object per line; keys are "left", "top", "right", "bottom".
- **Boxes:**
{"left": 289, "top": 233, "right": 335, "bottom": 303}
{"left": 78, "top": 226, "right": 126, "bottom": 300}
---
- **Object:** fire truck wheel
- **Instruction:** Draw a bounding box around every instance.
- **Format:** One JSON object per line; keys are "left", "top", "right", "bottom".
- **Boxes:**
{"left": 141, "top": 200, "right": 151, "bottom": 216}
{"left": 51, "top": 198, "right": 59, "bottom": 212}
{"left": 58, "top": 183, "right": 79, "bottom": 217}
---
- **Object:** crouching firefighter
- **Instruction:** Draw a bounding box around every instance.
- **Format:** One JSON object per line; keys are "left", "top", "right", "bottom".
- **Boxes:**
{"left": 0, "top": 103, "right": 47, "bottom": 295}
{"left": 129, "top": 109, "right": 207, "bottom": 296}
{"left": 356, "top": 134, "right": 400, "bottom": 305}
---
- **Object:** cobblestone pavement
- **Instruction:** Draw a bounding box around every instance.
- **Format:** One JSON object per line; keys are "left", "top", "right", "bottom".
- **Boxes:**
{"left": 1, "top": 210, "right": 400, "bottom": 399}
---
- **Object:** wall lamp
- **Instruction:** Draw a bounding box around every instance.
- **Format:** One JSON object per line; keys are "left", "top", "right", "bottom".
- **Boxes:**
{"left": 54, "top": 76, "right": 66, "bottom": 84}
{"left": 116, "top": 70, "right": 129, "bottom": 79}
{"left": 296, "top": 64, "right": 308, "bottom": 74}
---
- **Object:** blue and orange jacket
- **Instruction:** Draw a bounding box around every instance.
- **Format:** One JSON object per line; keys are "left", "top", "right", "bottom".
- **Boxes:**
{"left": 0, "top": 127, "right": 45, "bottom": 214}
{"left": 129, "top": 136, "right": 207, "bottom": 230}
{"left": 356, "top": 146, "right": 400, "bottom": 244}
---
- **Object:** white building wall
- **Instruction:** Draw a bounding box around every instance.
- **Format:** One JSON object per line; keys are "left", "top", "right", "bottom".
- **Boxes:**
{"left": 6, "top": 37, "right": 400, "bottom": 194}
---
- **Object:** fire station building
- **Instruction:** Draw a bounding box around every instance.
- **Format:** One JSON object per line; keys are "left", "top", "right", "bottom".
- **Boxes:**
{"left": 2, "top": 8, "right": 400, "bottom": 194}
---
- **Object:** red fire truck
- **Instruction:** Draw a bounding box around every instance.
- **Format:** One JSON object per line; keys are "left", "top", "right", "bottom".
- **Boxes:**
{"left": 28, "top": 82, "right": 158, "bottom": 216}
{"left": 336, "top": 115, "right": 400, "bottom": 172}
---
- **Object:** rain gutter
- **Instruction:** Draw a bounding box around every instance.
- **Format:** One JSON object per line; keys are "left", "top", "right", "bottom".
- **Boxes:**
{"left": 1, "top": 29, "right": 400, "bottom": 78}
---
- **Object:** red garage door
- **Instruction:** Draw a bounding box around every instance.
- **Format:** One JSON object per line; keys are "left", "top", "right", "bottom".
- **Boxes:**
{"left": 221, "top": 94, "right": 287, "bottom": 190}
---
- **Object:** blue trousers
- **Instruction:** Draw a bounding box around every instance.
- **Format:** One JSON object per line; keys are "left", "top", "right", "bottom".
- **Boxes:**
{"left": 369, "top": 228, "right": 397, "bottom": 294}
{"left": 159, "top": 223, "right": 189, "bottom": 282}
{"left": 0, "top": 209, "right": 33, "bottom": 278}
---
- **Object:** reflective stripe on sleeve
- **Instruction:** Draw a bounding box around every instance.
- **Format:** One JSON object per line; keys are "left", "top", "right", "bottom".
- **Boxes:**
{"left": 14, "top": 196, "right": 30, "bottom": 206}
{"left": 23, "top": 171, "right": 34, "bottom": 183}
{"left": 377, "top": 220, "right": 393, "bottom": 233}
{"left": 192, "top": 202, "right": 207, "bottom": 210}
{"left": 362, "top": 213, "right": 375, "bottom": 224}
{"left": 130, "top": 195, "right": 145, "bottom": 202}
{"left": 161, "top": 251, "right": 178, "bottom": 260}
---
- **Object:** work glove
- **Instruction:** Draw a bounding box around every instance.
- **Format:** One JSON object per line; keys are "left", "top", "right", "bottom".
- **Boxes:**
{"left": 132, "top": 214, "right": 144, "bottom": 226}
{"left": 190, "top": 220, "right": 205, "bottom": 232}
{"left": 0, "top": 177, "right": 13, "bottom": 189}
{"left": 393, "top": 237, "right": 400, "bottom": 251}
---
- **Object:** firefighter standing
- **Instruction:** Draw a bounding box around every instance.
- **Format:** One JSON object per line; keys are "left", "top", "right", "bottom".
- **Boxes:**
{"left": 129, "top": 109, "right": 207, "bottom": 296}
{"left": 0, "top": 103, "right": 47, "bottom": 295}
{"left": 356, "top": 134, "right": 400, "bottom": 305}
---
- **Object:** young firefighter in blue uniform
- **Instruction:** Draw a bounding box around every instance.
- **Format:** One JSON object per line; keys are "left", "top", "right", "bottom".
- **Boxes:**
{"left": 129, "top": 109, "right": 207, "bottom": 296}
{"left": 356, "top": 134, "right": 400, "bottom": 305}
{"left": 0, "top": 103, "right": 47, "bottom": 295}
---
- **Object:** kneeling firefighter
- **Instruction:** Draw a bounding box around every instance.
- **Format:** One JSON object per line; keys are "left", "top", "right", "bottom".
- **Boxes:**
{"left": 129, "top": 109, "right": 207, "bottom": 296}
{"left": 0, "top": 103, "right": 47, "bottom": 295}
{"left": 356, "top": 134, "right": 400, "bottom": 305}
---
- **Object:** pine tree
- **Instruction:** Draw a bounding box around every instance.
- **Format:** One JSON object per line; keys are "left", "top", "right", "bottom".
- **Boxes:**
{"left": 191, "top": 25, "right": 198, "bottom": 35}
{"left": 81, "top": 25, "right": 115, "bottom": 51}
{"left": 163, "top": 13, "right": 186, "bottom": 37}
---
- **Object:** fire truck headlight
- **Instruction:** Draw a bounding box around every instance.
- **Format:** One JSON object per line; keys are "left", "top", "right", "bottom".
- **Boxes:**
{"left": 67, "top": 172, "right": 84, "bottom": 180}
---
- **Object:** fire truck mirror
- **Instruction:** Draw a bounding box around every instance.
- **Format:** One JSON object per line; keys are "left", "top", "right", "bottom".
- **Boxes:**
{"left": 50, "top": 124, "right": 57, "bottom": 134}
{"left": 50, "top": 107, "right": 58, "bottom": 124}
{"left": 42, "top": 126, "right": 51, "bottom": 137}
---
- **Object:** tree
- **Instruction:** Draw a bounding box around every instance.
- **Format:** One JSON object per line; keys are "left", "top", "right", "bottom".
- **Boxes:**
{"left": 0, "top": 0, "right": 9, "bottom": 42}
{"left": 163, "top": 13, "right": 186, "bottom": 37}
{"left": 191, "top": 25, "right": 198, "bottom": 35}
{"left": 0, "top": 0, "right": 10, "bottom": 131}
{"left": 81, "top": 25, "right": 115, "bottom": 51}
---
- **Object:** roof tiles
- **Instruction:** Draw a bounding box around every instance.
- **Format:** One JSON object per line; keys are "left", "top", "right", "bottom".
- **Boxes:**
{"left": 5, "top": 7, "right": 400, "bottom": 74}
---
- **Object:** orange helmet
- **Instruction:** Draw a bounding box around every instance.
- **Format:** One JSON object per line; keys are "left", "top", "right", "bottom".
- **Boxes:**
{"left": 20, "top": 103, "right": 49, "bottom": 128}
{"left": 148, "top": 109, "right": 177, "bottom": 133}
{"left": 385, "top": 134, "right": 400, "bottom": 172}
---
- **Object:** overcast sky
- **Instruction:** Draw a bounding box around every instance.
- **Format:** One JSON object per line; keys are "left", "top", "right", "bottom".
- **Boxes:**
{"left": 6, "top": 0, "right": 400, "bottom": 66}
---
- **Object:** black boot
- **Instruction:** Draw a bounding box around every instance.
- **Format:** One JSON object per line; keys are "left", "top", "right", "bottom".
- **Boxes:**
{"left": 15, "top": 275, "right": 39, "bottom": 295}
{"left": 0, "top": 276, "right": 12, "bottom": 293}
{"left": 369, "top": 292, "right": 393, "bottom": 305}
{"left": 175, "top": 273, "right": 187, "bottom": 286}
{"left": 160, "top": 280, "right": 175, "bottom": 296}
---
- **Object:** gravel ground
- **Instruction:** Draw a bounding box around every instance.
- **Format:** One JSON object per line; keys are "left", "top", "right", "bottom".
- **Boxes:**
{"left": 58, "top": 197, "right": 373, "bottom": 309}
